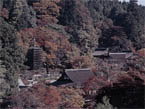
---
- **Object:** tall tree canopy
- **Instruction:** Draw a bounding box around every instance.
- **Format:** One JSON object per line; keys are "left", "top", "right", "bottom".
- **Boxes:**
{"left": 0, "top": 17, "right": 25, "bottom": 100}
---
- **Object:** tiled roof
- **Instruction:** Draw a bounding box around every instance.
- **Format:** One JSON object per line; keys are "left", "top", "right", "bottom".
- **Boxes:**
{"left": 109, "top": 52, "right": 133, "bottom": 59}
{"left": 92, "top": 51, "right": 108, "bottom": 56}
{"left": 65, "top": 68, "right": 95, "bottom": 85}
{"left": 92, "top": 48, "right": 133, "bottom": 58}
{"left": 109, "top": 53, "right": 127, "bottom": 59}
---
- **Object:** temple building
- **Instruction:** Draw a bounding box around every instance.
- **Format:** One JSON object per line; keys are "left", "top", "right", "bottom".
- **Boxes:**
{"left": 65, "top": 68, "right": 94, "bottom": 86}
{"left": 92, "top": 48, "right": 133, "bottom": 73}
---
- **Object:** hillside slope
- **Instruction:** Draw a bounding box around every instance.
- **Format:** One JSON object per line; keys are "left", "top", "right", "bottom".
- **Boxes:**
{"left": 0, "top": 0, "right": 145, "bottom": 108}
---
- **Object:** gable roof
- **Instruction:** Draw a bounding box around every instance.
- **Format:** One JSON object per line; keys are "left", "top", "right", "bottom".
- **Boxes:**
{"left": 65, "top": 68, "right": 95, "bottom": 85}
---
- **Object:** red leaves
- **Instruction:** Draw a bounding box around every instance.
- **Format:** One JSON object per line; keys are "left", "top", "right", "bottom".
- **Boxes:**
{"left": 29, "top": 83, "right": 62, "bottom": 108}
{"left": 137, "top": 48, "right": 145, "bottom": 57}
{"left": 32, "top": 0, "right": 61, "bottom": 25}
{"left": 11, "top": 83, "right": 85, "bottom": 108}
{"left": 18, "top": 27, "right": 71, "bottom": 65}
{"left": 83, "top": 76, "right": 111, "bottom": 94}
{"left": 116, "top": 71, "right": 145, "bottom": 86}
{"left": 58, "top": 86, "right": 85, "bottom": 108}
{"left": 84, "top": 69, "right": 145, "bottom": 95}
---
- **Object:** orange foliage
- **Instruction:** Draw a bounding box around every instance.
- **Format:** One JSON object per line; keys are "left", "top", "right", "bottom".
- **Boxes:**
{"left": 32, "top": 83, "right": 62, "bottom": 108}
{"left": 137, "top": 48, "right": 145, "bottom": 57}
{"left": 115, "top": 71, "right": 145, "bottom": 85}
{"left": 32, "top": 0, "right": 61, "bottom": 25}
{"left": 11, "top": 83, "right": 85, "bottom": 108}
{"left": 18, "top": 27, "right": 71, "bottom": 64}
{"left": 83, "top": 76, "right": 111, "bottom": 94}
{"left": 58, "top": 86, "right": 85, "bottom": 108}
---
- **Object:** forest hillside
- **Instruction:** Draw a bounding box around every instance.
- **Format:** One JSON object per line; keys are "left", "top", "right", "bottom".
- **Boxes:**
{"left": 0, "top": 0, "right": 145, "bottom": 108}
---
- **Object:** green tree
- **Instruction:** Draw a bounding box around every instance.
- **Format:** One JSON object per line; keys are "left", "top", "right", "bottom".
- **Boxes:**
{"left": 9, "top": 0, "right": 36, "bottom": 30}
{"left": 59, "top": 0, "right": 99, "bottom": 53}
{"left": 121, "top": 5, "right": 145, "bottom": 49}
{"left": 0, "top": 17, "right": 25, "bottom": 98}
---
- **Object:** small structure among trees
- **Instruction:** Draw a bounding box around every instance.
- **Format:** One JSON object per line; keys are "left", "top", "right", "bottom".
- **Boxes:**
{"left": 27, "top": 38, "right": 42, "bottom": 70}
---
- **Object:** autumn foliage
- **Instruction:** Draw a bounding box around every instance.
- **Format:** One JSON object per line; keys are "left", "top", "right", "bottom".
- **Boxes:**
{"left": 32, "top": 83, "right": 62, "bottom": 108}
{"left": 10, "top": 83, "right": 85, "bottom": 109}
{"left": 32, "top": 0, "right": 61, "bottom": 25}
{"left": 83, "top": 68, "right": 145, "bottom": 108}
{"left": 58, "top": 86, "right": 85, "bottom": 108}
{"left": 10, "top": 83, "right": 61, "bottom": 108}
{"left": 137, "top": 48, "right": 145, "bottom": 57}
{"left": 1, "top": 0, "right": 145, "bottom": 108}
{"left": 18, "top": 27, "right": 71, "bottom": 69}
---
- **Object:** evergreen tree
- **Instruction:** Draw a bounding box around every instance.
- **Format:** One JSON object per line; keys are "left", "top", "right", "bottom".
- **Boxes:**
{"left": 122, "top": 5, "right": 145, "bottom": 49}
{"left": 0, "top": 17, "right": 25, "bottom": 98}
{"left": 9, "top": 0, "right": 37, "bottom": 30}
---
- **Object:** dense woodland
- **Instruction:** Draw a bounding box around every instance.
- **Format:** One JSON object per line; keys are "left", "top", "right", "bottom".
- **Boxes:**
{"left": 0, "top": 0, "right": 145, "bottom": 108}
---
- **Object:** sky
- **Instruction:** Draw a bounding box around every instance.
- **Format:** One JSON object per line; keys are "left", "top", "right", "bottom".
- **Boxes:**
{"left": 119, "top": 0, "right": 145, "bottom": 6}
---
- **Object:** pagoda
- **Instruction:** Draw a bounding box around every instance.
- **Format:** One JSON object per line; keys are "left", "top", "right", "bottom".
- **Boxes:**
{"left": 27, "top": 38, "right": 42, "bottom": 70}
